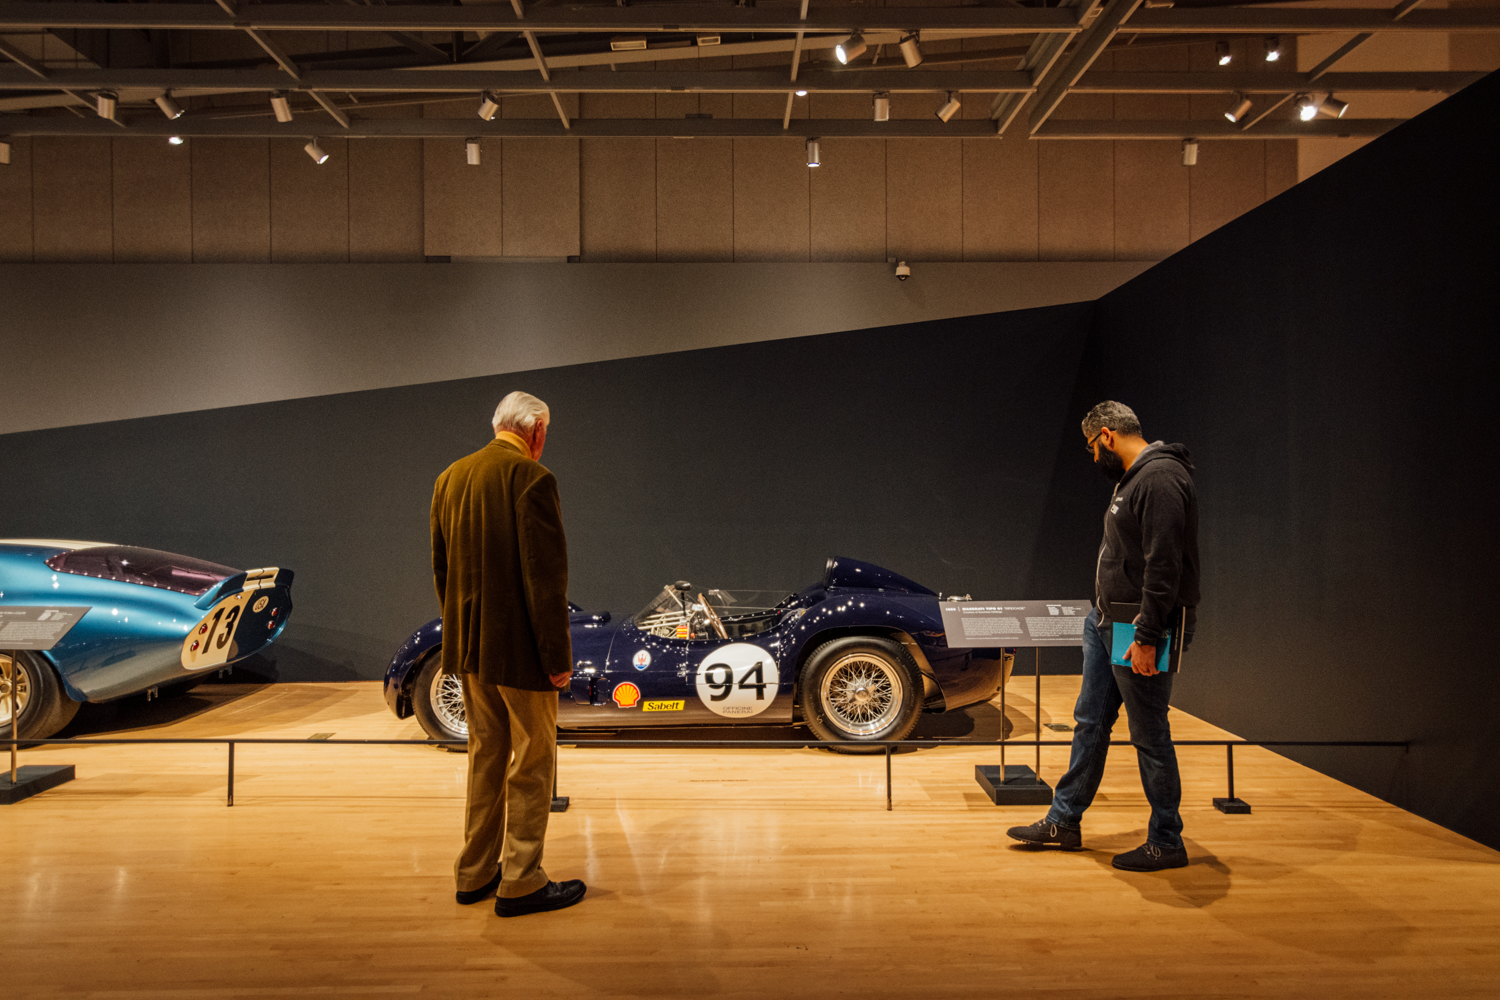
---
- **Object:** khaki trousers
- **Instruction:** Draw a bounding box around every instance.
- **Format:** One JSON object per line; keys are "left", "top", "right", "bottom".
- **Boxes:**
{"left": 455, "top": 674, "right": 557, "bottom": 899}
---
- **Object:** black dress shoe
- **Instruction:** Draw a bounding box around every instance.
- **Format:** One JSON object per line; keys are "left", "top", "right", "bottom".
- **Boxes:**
{"left": 496, "top": 879, "right": 587, "bottom": 918}
{"left": 1111, "top": 842, "right": 1189, "bottom": 872}
{"left": 1006, "top": 818, "right": 1083, "bottom": 851}
{"left": 455, "top": 871, "right": 502, "bottom": 905}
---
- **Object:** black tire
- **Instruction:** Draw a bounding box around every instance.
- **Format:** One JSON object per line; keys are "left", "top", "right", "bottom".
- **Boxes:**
{"left": 1, "top": 651, "right": 80, "bottom": 741}
{"left": 800, "top": 636, "right": 922, "bottom": 753}
{"left": 411, "top": 650, "right": 469, "bottom": 751}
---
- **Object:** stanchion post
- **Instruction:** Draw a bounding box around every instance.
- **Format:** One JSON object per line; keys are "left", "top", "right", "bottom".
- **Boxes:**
{"left": 885, "top": 743, "right": 892, "bottom": 812}
{"left": 227, "top": 741, "right": 235, "bottom": 807}
{"left": 1034, "top": 647, "right": 1042, "bottom": 779}
{"left": 1213, "top": 742, "right": 1251, "bottom": 814}
{"left": 8, "top": 651, "right": 17, "bottom": 786}
{"left": 999, "top": 653, "right": 1007, "bottom": 773}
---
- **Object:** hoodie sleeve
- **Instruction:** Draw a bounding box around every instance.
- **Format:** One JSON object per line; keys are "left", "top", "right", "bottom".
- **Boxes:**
{"left": 1133, "top": 465, "right": 1190, "bottom": 648}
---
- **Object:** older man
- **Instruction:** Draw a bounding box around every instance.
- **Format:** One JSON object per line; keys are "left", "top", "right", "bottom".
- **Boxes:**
{"left": 431, "top": 390, "right": 586, "bottom": 917}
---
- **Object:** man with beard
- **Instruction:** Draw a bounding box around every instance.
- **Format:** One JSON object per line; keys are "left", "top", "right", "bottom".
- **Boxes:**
{"left": 1007, "top": 401, "right": 1200, "bottom": 871}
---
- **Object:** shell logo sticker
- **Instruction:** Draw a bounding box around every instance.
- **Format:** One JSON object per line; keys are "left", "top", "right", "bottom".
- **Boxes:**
{"left": 252, "top": 595, "right": 269, "bottom": 613}
{"left": 612, "top": 681, "right": 641, "bottom": 708}
{"left": 632, "top": 649, "right": 651, "bottom": 670}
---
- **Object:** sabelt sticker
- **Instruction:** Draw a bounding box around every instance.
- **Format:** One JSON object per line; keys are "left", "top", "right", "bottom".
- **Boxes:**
{"left": 642, "top": 700, "right": 684, "bottom": 712}
{"left": 632, "top": 649, "right": 651, "bottom": 670}
{"left": 612, "top": 681, "right": 641, "bottom": 708}
{"left": 694, "top": 643, "right": 779, "bottom": 719}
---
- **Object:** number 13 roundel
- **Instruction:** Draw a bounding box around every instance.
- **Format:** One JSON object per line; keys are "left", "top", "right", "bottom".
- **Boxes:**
{"left": 694, "top": 643, "right": 780, "bottom": 719}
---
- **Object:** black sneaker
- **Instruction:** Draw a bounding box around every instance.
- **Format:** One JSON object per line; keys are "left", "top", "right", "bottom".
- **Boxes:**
{"left": 1006, "top": 818, "right": 1083, "bottom": 851}
{"left": 496, "top": 879, "right": 587, "bottom": 917}
{"left": 455, "top": 871, "right": 501, "bottom": 905}
{"left": 1111, "top": 842, "right": 1188, "bottom": 872}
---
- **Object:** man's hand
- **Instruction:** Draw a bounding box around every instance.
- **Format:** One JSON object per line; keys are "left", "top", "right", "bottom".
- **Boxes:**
{"left": 1123, "top": 641, "right": 1159, "bottom": 676}
{"left": 549, "top": 670, "right": 573, "bottom": 690}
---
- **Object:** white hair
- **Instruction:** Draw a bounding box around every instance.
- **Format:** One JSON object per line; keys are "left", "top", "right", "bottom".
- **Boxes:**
{"left": 492, "top": 391, "right": 551, "bottom": 434}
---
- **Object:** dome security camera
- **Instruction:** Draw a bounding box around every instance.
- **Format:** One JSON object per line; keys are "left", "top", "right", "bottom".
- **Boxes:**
{"left": 895, "top": 261, "right": 911, "bottom": 281}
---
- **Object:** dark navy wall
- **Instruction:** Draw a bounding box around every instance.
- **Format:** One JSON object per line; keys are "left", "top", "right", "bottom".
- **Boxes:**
{"left": 1077, "top": 72, "right": 1500, "bottom": 847}
{"left": 0, "top": 303, "right": 1095, "bottom": 682}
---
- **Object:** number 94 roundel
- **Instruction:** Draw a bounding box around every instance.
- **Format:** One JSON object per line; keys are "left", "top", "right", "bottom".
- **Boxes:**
{"left": 694, "top": 643, "right": 779, "bottom": 719}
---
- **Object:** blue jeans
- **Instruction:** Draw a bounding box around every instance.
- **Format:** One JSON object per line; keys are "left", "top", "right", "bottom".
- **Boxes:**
{"left": 1045, "top": 609, "right": 1183, "bottom": 848}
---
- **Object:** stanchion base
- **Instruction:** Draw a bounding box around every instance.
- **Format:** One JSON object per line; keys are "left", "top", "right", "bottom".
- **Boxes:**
{"left": 975, "top": 765, "right": 1054, "bottom": 806}
{"left": 1213, "top": 797, "right": 1252, "bottom": 815}
{"left": 0, "top": 764, "right": 76, "bottom": 804}
{"left": 550, "top": 795, "right": 570, "bottom": 813}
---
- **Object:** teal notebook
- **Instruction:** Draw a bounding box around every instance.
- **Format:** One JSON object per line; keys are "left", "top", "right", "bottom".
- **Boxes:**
{"left": 1110, "top": 623, "right": 1171, "bottom": 672}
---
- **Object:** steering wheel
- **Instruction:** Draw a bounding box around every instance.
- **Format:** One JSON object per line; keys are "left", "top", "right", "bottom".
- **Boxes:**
{"left": 697, "top": 592, "right": 729, "bottom": 640}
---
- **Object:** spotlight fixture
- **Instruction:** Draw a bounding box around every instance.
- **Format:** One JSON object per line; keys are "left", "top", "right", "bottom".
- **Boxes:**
{"left": 96, "top": 91, "right": 117, "bottom": 120}
{"left": 304, "top": 139, "right": 329, "bottom": 165}
{"left": 1263, "top": 36, "right": 1281, "bottom": 63}
{"left": 477, "top": 92, "right": 500, "bottom": 121}
{"left": 610, "top": 36, "right": 648, "bottom": 52}
{"left": 1181, "top": 139, "right": 1199, "bottom": 167}
{"left": 895, "top": 261, "right": 911, "bottom": 281}
{"left": 795, "top": 89, "right": 808, "bottom": 97}
{"left": 1296, "top": 93, "right": 1321, "bottom": 121}
{"left": 1318, "top": 95, "right": 1349, "bottom": 119}
{"left": 0, "top": 140, "right": 10, "bottom": 166}
{"left": 873, "top": 92, "right": 890, "bottom": 122}
{"left": 1215, "top": 41, "right": 1232, "bottom": 66}
{"left": 155, "top": 93, "right": 184, "bottom": 120}
{"left": 271, "top": 92, "right": 293, "bottom": 123}
{"left": 806, "top": 137, "right": 820, "bottom": 168}
{"left": 696, "top": 34, "right": 720, "bottom": 47}
{"left": 935, "top": 92, "right": 961, "bottom": 123}
{"left": 168, "top": 136, "right": 184, "bottom": 146}
{"left": 466, "top": 138, "right": 481, "bottom": 166}
{"left": 1223, "top": 92, "right": 1252, "bottom": 123}
{"left": 899, "top": 33, "right": 923, "bottom": 68}
{"left": 836, "top": 33, "right": 866, "bottom": 65}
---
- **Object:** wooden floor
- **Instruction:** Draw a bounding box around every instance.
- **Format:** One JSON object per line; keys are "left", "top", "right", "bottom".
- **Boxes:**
{"left": 5, "top": 678, "right": 1498, "bottom": 999}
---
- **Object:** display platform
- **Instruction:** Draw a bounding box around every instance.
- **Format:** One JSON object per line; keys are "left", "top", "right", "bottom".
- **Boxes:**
{"left": 2, "top": 678, "right": 1493, "bottom": 999}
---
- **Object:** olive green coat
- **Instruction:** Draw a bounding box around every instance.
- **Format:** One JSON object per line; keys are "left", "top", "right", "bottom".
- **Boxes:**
{"left": 430, "top": 436, "right": 572, "bottom": 691}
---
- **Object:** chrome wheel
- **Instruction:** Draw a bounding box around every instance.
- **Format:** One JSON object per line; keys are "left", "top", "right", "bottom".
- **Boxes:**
{"left": 430, "top": 669, "right": 468, "bottom": 738}
{"left": 819, "top": 653, "right": 902, "bottom": 737}
{"left": 0, "top": 654, "right": 32, "bottom": 727}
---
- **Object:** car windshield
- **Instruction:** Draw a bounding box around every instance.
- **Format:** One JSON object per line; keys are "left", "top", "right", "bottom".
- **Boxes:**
{"left": 634, "top": 586, "right": 792, "bottom": 639}
{"left": 45, "top": 545, "right": 238, "bottom": 596}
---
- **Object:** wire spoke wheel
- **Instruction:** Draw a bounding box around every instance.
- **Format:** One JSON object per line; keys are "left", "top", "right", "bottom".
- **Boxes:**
{"left": 430, "top": 669, "right": 468, "bottom": 739}
{"left": 820, "top": 653, "right": 902, "bottom": 737}
{"left": 0, "top": 654, "right": 32, "bottom": 728}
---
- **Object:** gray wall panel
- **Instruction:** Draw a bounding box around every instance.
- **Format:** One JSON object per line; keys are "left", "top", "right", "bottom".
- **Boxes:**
{"left": 0, "top": 261, "right": 1151, "bottom": 435}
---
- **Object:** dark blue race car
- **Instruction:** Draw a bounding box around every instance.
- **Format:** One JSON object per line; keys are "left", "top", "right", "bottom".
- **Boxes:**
{"left": 385, "top": 557, "right": 1011, "bottom": 750}
{"left": 0, "top": 539, "right": 294, "bottom": 740}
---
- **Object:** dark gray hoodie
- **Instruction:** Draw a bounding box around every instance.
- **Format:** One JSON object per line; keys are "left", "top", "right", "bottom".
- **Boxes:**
{"left": 1095, "top": 441, "right": 1200, "bottom": 648}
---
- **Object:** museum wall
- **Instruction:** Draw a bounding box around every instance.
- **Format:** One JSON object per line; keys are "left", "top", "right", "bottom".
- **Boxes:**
{"left": 1078, "top": 71, "right": 1500, "bottom": 848}
{"left": 0, "top": 301, "right": 1096, "bottom": 684}
{"left": 0, "top": 38, "right": 1303, "bottom": 266}
{"left": 0, "top": 260, "right": 1148, "bottom": 435}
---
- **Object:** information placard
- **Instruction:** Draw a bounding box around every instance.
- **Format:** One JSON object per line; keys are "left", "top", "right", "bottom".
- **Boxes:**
{"left": 0, "top": 607, "right": 89, "bottom": 651}
{"left": 939, "top": 600, "right": 1093, "bottom": 648}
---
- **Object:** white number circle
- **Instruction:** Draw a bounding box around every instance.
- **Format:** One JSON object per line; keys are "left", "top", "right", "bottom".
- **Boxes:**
{"left": 695, "top": 643, "right": 779, "bottom": 719}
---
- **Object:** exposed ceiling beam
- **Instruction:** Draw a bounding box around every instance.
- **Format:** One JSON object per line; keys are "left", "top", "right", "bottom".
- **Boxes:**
{"left": 0, "top": 116, "right": 1407, "bottom": 141}
{"left": 0, "top": 67, "right": 1478, "bottom": 98}
{"left": 0, "top": 33, "right": 103, "bottom": 121}
{"left": 1071, "top": 70, "right": 1481, "bottom": 95}
{"left": 1, "top": 4, "right": 1494, "bottom": 35}
{"left": 1028, "top": 0, "right": 1143, "bottom": 133}
{"left": 0, "top": 5, "right": 1087, "bottom": 35}
{"left": 990, "top": 0, "right": 1099, "bottom": 136}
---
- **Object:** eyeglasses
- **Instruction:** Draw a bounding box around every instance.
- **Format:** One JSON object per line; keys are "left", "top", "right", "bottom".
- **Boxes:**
{"left": 1085, "top": 430, "right": 1104, "bottom": 454}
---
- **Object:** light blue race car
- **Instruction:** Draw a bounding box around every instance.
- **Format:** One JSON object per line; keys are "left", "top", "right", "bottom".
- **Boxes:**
{"left": 0, "top": 540, "right": 294, "bottom": 739}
